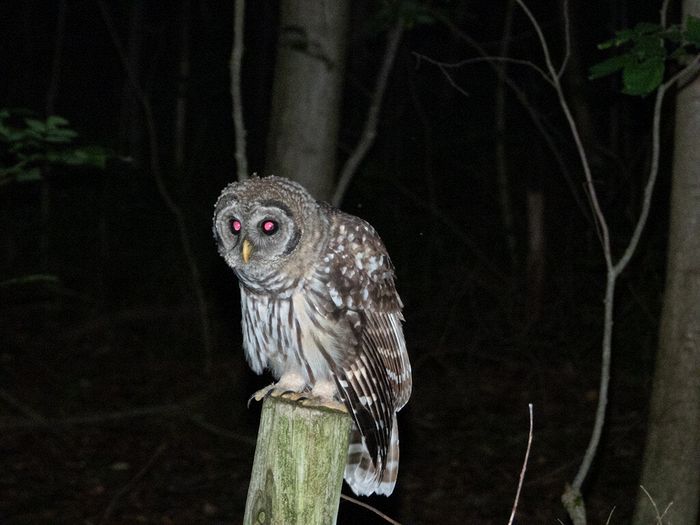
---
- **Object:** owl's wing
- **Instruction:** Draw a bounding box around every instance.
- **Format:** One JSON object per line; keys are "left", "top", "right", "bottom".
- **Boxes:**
{"left": 316, "top": 211, "right": 412, "bottom": 493}
{"left": 323, "top": 211, "right": 412, "bottom": 405}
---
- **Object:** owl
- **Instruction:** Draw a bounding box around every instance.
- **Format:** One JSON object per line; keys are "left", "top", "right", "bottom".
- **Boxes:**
{"left": 212, "top": 175, "right": 411, "bottom": 497}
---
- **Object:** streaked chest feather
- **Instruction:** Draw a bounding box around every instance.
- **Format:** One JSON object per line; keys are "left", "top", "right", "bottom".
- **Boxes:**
{"left": 240, "top": 285, "right": 344, "bottom": 386}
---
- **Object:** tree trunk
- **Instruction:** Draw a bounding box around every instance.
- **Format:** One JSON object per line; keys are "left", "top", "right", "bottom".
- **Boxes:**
{"left": 633, "top": 3, "right": 700, "bottom": 522}
{"left": 264, "top": 0, "right": 350, "bottom": 201}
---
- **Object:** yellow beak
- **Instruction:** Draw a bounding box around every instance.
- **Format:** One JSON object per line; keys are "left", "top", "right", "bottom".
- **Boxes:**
{"left": 242, "top": 238, "right": 253, "bottom": 264}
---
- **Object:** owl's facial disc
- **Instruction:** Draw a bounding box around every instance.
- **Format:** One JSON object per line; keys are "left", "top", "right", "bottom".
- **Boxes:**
{"left": 215, "top": 200, "right": 301, "bottom": 279}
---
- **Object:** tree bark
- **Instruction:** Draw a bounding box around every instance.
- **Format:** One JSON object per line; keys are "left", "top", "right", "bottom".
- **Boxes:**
{"left": 264, "top": 0, "right": 350, "bottom": 201}
{"left": 634, "top": 3, "right": 700, "bottom": 522}
{"left": 243, "top": 397, "right": 351, "bottom": 525}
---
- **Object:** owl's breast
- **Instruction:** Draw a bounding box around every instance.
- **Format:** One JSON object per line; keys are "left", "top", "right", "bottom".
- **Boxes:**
{"left": 239, "top": 284, "right": 343, "bottom": 387}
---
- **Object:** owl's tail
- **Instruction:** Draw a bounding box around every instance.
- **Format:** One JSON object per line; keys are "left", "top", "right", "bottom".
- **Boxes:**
{"left": 344, "top": 413, "right": 400, "bottom": 496}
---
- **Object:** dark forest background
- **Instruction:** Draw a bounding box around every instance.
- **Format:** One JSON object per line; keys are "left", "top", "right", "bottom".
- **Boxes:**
{"left": 0, "top": 0, "right": 690, "bottom": 523}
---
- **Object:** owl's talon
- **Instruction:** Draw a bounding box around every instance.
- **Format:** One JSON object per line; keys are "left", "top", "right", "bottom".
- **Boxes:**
{"left": 248, "top": 385, "right": 310, "bottom": 407}
{"left": 247, "top": 384, "right": 275, "bottom": 407}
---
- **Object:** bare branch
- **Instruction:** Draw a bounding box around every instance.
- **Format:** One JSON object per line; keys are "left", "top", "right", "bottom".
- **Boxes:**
{"left": 0, "top": 388, "right": 47, "bottom": 424}
{"left": 230, "top": 0, "right": 248, "bottom": 181}
{"left": 641, "top": 485, "right": 674, "bottom": 525}
{"left": 505, "top": 4, "right": 611, "bottom": 503}
{"left": 508, "top": 404, "right": 533, "bottom": 525}
{"left": 188, "top": 414, "right": 256, "bottom": 446}
{"left": 332, "top": 21, "right": 403, "bottom": 207}
{"left": 557, "top": 0, "right": 571, "bottom": 80}
{"left": 99, "top": 441, "right": 168, "bottom": 525}
{"left": 415, "top": 53, "right": 554, "bottom": 87}
{"left": 340, "top": 494, "right": 402, "bottom": 525}
{"left": 96, "top": 0, "right": 214, "bottom": 374}
{"left": 428, "top": 12, "right": 592, "bottom": 221}
{"left": 495, "top": 0, "right": 517, "bottom": 264}
{"left": 614, "top": 56, "right": 700, "bottom": 275}
{"left": 660, "top": 0, "right": 672, "bottom": 29}
{"left": 515, "top": 0, "right": 559, "bottom": 81}
{"left": 508, "top": 3, "right": 700, "bottom": 522}
{"left": 0, "top": 396, "right": 204, "bottom": 431}
{"left": 434, "top": 62, "right": 472, "bottom": 98}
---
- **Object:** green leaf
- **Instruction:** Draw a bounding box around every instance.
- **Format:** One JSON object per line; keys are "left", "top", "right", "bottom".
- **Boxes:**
{"left": 0, "top": 274, "right": 60, "bottom": 288}
{"left": 0, "top": 124, "right": 18, "bottom": 141}
{"left": 45, "top": 115, "right": 70, "bottom": 128}
{"left": 15, "top": 167, "right": 42, "bottom": 183}
{"left": 44, "top": 127, "right": 78, "bottom": 142}
{"left": 686, "top": 15, "right": 700, "bottom": 46}
{"left": 70, "top": 146, "right": 110, "bottom": 169}
{"left": 598, "top": 31, "right": 632, "bottom": 50}
{"left": 633, "top": 22, "right": 663, "bottom": 35}
{"left": 589, "top": 54, "right": 632, "bottom": 80}
{"left": 24, "top": 118, "right": 47, "bottom": 133}
{"left": 670, "top": 47, "right": 694, "bottom": 61}
{"left": 622, "top": 56, "right": 664, "bottom": 96}
{"left": 635, "top": 34, "right": 665, "bottom": 58}
{"left": 660, "top": 27, "right": 684, "bottom": 44}
{"left": 0, "top": 160, "right": 29, "bottom": 178}
{"left": 46, "top": 146, "right": 109, "bottom": 169}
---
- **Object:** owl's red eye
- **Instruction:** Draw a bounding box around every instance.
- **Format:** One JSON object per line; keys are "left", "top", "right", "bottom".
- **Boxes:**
{"left": 230, "top": 218, "right": 242, "bottom": 235}
{"left": 261, "top": 219, "right": 278, "bottom": 235}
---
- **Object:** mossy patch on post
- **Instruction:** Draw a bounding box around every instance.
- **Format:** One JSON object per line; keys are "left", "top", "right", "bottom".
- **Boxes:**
{"left": 243, "top": 396, "right": 352, "bottom": 525}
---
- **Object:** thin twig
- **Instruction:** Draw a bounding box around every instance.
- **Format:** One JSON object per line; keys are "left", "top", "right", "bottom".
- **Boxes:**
{"left": 416, "top": 54, "right": 554, "bottom": 87}
{"left": 0, "top": 394, "right": 205, "bottom": 430}
{"left": 332, "top": 20, "right": 403, "bottom": 207}
{"left": 513, "top": 3, "right": 609, "bottom": 505}
{"left": 507, "top": 403, "right": 533, "bottom": 525}
{"left": 0, "top": 389, "right": 47, "bottom": 423}
{"left": 614, "top": 54, "right": 700, "bottom": 276}
{"left": 188, "top": 414, "right": 256, "bottom": 445}
{"left": 641, "top": 485, "right": 674, "bottom": 525}
{"left": 424, "top": 12, "right": 592, "bottom": 221}
{"left": 507, "top": 3, "right": 700, "bottom": 523}
{"left": 340, "top": 494, "right": 402, "bottom": 525}
{"left": 660, "top": 0, "right": 671, "bottom": 29}
{"left": 557, "top": 0, "right": 571, "bottom": 79}
{"left": 99, "top": 441, "right": 167, "bottom": 525}
{"left": 570, "top": 26, "right": 700, "bottom": 500}
{"left": 230, "top": 0, "right": 248, "bottom": 181}
{"left": 46, "top": 0, "right": 66, "bottom": 115}
{"left": 515, "top": 0, "right": 559, "bottom": 81}
{"left": 96, "top": 0, "right": 214, "bottom": 374}
{"left": 494, "top": 0, "right": 517, "bottom": 265}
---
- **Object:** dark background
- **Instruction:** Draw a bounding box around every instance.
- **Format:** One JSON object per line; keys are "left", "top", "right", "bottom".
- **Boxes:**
{"left": 0, "top": 0, "right": 671, "bottom": 523}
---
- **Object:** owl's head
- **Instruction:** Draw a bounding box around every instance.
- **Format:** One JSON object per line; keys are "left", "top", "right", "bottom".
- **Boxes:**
{"left": 213, "top": 176, "right": 325, "bottom": 288}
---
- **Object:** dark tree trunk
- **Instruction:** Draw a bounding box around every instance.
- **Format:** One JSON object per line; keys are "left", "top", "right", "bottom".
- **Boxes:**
{"left": 633, "top": 2, "right": 700, "bottom": 522}
{"left": 264, "top": 0, "right": 350, "bottom": 201}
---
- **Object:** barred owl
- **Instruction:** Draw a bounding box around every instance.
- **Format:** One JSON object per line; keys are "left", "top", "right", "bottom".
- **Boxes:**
{"left": 213, "top": 175, "right": 411, "bottom": 496}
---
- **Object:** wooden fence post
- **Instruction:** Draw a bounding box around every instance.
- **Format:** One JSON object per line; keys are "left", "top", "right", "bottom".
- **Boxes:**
{"left": 243, "top": 395, "right": 352, "bottom": 525}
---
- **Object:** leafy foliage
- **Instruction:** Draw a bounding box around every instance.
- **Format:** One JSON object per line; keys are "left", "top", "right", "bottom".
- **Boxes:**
{"left": 368, "top": 0, "right": 435, "bottom": 35}
{"left": 0, "top": 109, "right": 110, "bottom": 186}
{"left": 590, "top": 15, "right": 700, "bottom": 96}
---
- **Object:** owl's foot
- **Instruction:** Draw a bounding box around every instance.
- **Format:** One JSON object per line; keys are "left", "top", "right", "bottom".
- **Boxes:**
{"left": 248, "top": 373, "right": 308, "bottom": 407}
{"left": 247, "top": 378, "right": 346, "bottom": 413}
{"left": 301, "top": 379, "right": 347, "bottom": 412}
{"left": 299, "top": 379, "right": 346, "bottom": 412}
